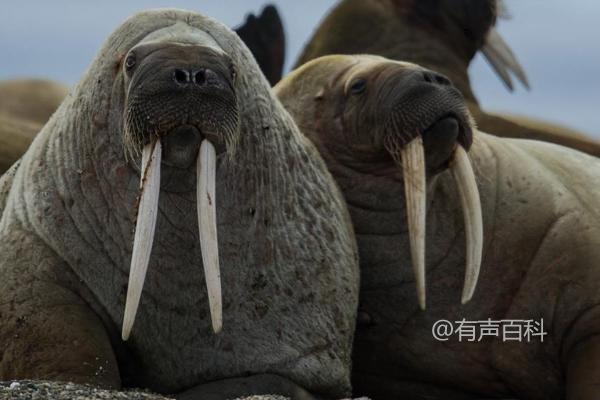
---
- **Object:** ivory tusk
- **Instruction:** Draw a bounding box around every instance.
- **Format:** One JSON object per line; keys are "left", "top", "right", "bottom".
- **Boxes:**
{"left": 401, "top": 136, "right": 427, "bottom": 310}
{"left": 122, "top": 139, "right": 162, "bottom": 341}
{"left": 450, "top": 145, "right": 483, "bottom": 304}
{"left": 197, "top": 139, "right": 223, "bottom": 334}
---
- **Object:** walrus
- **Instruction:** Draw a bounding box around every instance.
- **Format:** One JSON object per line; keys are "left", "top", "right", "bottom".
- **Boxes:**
{"left": 0, "top": 79, "right": 69, "bottom": 172}
{"left": 0, "top": 9, "right": 359, "bottom": 399}
{"left": 295, "top": 0, "right": 600, "bottom": 157}
{"left": 275, "top": 54, "right": 600, "bottom": 399}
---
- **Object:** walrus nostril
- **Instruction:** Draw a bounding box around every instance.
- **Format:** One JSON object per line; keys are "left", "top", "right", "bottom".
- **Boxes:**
{"left": 422, "top": 71, "right": 452, "bottom": 86}
{"left": 193, "top": 69, "right": 207, "bottom": 86}
{"left": 173, "top": 69, "right": 191, "bottom": 85}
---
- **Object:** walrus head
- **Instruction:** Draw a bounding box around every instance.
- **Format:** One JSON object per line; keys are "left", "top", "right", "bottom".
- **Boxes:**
{"left": 122, "top": 42, "right": 239, "bottom": 164}
{"left": 119, "top": 26, "right": 242, "bottom": 340}
{"left": 278, "top": 55, "right": 483, "bottom": 309}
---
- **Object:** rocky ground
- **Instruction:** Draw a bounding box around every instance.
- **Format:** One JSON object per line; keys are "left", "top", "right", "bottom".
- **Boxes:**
{"left": 0, "top": 381, "right": 291, "bottom": 400}
{"left": 0, "top": 381, "right": 370, "bottom": 400}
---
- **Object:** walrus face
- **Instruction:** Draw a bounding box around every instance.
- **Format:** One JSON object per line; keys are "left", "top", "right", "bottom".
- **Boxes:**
{"left": 119, "top": 34, "right": 240, "bottom": 341}
{"left": 122, "top": 42, "right": 238, "bottom": 169}
{"left": 285, "top": 55, "right": 482, "bottom": 310}
{"left": 322, "top": 59, "right": 473, "bottom": 173}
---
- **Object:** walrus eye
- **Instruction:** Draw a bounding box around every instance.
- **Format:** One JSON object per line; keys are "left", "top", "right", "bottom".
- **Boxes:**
{"left": 350, "top": 78, "right": 367, "bottom": 95}
{"left": 124, "top": 53, "right": 137, "bottom": 71}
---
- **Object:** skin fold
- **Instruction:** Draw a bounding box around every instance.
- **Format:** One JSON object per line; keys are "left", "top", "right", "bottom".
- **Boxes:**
{"left": 295, "top": 0, "right": 600, "bottom": 157}
{"left": 275, "top": 54, "right": 600, "bottom": 399}
{"left": 0, "top": 79, "right": 68, "bottom": 173}
{"left": 0, "top": 10, "right": 359, "bottom": 399}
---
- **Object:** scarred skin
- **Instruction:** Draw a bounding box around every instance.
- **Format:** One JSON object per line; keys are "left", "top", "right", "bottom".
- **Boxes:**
{"left": 0, "top": 10, "right": 359, "bottom": 399}
{"left": 295, "top": 0, "right": 600, "bottom": 157}
{"left": 275, "top": 55, "right": 600, "bottom": 399}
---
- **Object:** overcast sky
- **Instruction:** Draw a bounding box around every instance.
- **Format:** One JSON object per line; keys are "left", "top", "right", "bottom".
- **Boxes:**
{"left": 1, "top": 1, "right": 598, "bottom": 137}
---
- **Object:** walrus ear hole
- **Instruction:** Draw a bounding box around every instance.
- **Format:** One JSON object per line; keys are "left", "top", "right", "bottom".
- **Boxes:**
{"left": 349, "top": 78, "right": 367, "bottom": 95}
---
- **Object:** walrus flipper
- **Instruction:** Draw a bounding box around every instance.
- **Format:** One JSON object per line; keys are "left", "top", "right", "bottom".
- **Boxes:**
{"left": 234, "top": 5, "right": 285, "bottom": 86}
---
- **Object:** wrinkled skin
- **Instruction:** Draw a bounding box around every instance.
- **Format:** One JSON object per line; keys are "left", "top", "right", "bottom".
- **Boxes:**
{"left": 0, "top": 10, "right": 359, "bottom": 399}
{"left": 0, "top": 79, "right": 69, "bottom": 172}
{"left": 296, "top": 0, "right": 600, "bottom": 156}
{"left": 275, "top": 55, "right": 600, "bottom": 399}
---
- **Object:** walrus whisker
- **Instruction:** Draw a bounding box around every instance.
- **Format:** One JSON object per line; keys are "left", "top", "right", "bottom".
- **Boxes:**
{"left": 450, "top": 145, "right": 483, "bottom": 304}
{"left": 399, "top": 136, "right": 427, "bottom": 310}
{"left": 122, "top": 139, "right": 162, "bottom": 341}
{"left": 196, "top": 139, "right": 223, "bottom": 334}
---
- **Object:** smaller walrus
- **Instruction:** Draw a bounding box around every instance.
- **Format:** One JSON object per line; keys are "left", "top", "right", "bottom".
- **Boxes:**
{"left": 276, "top": 54, "right": 600, "bottom": 399}
{"left": 295, "top": 0, "right": 600, "bottom": 156}
{"left": 0, "top": 9, "right": 358, "bottom": 399}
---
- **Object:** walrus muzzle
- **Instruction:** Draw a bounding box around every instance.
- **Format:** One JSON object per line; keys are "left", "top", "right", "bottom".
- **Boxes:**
{"left": 381, "top": 69, "right": 483, "bottom": 309}
{"left": 120, "top": 42, "right": 239, "bottom": 340}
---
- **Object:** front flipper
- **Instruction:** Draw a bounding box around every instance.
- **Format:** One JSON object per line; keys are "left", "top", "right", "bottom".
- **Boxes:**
{"left": 0, "top": 227, "right": 120, "bottom": 387}
{"left": 177, "top": 374, "right": 317, "bottom": 400}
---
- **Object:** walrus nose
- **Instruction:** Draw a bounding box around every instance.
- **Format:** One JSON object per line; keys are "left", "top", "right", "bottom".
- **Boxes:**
{"left": 172, "top": 67, "right": 226, "bottom": 88}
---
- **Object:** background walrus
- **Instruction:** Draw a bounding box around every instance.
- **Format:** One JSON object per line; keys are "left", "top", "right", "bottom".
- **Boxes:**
{"left": 295, "top": 0, "right": 600, "bottom": 157}
{"left": 276, "top": 54, "right": 600, "bottom": 399}
{"left": 0, "top": 9, "right": 359, "bottom": 399}
{"left": 0, "top": 79, "right": 68, "bottom": 172}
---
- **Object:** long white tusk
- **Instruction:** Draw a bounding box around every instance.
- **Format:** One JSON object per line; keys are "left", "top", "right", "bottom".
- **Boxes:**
{"left": 450, "top": 145, "right": 483, "bottom": 304}
{"left": 197, "top": 139, "right": 222, "bottom": 334}
{"left": 401, "top": 136, "right": 427, "bottom": 310}
{"left": 122, "top": 140, "right": 162, "bottom": 341}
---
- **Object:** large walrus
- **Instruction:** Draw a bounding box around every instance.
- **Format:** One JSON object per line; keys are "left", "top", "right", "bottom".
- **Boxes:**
{"left": 0, "top": 9, "right": 359, "bottom": 399}
{"left": 295, "top": 0, "right": 600, "bottom": 157}
{"left": 275, "top": 54, "right": 600, "bottom": 399}
{"left": 0, "top": 79, "right": 69, "bottom": 172}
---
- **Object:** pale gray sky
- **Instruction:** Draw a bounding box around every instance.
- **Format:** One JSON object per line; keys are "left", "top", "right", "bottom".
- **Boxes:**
{"left": 1, "top": 1, "right": 598, "bottom": 137}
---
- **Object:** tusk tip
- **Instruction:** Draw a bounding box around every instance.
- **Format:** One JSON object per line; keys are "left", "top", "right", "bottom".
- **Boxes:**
{"left": 121, "top": 329, "right": 131, "bottom": 341}
{"left": 418, "top": 296, "right": 426, "bottom": 311}
{"left": 461, "top": 288, "right": 475, "bottom": 305}
{"left": 212, "top": 324, "right": 223, "bottom": 334}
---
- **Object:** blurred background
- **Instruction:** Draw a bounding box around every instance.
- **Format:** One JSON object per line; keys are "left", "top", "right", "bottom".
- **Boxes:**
{"left": 0, "top": 0, "right": 598, "bottom": 136}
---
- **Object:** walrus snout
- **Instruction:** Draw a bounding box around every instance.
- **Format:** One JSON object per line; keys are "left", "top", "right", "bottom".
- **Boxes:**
{"left": 382, "top": 67, "right": 473, "bottom": 149}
